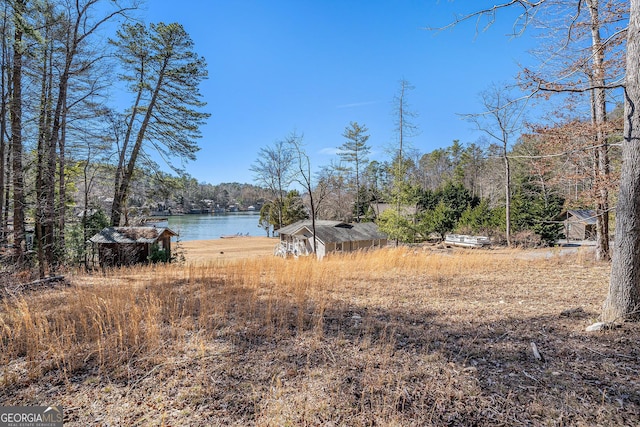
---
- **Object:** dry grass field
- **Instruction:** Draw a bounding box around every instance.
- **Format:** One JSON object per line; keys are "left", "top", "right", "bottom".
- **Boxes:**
{"left": 1, "top": 239, "right": 639, "bottom": 426}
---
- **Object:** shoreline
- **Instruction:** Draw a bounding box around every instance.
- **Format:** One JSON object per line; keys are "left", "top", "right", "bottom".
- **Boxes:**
{"left": 177, "top": 236, "right": 278, "bottom": 262}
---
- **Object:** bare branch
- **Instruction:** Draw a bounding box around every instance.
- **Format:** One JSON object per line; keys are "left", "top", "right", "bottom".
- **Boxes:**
{"left": 426, "top": 0, "right": 546, "bottom": 36}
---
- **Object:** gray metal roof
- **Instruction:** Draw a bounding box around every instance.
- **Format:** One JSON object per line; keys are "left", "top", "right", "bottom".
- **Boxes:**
{"left": 277, "top": 220, "right": 343, "bottom": 235}
{"left": 89, "top": 227, "right": 178, "bottom": 244}
{"left": 277, "top": 220, "right": 387, "bottom": 244}
{"left": 566, "top": 210, "right": 597, "bottom": 224}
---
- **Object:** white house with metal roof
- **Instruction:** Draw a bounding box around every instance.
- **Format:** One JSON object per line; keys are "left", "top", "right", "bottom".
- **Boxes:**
{"left": 275, "top": 220, "right": 388, "bottom": 259}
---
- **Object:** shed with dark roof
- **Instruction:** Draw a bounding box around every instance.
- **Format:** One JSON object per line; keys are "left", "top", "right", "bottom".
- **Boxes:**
{"left": 89, "top": 227, "right": 178, "bottom": 266}
{"left": 275, "top": 220, "right": 387, "bottom": 259}
{"left": 561, "top": 210, "right": 597, "bottom": 241}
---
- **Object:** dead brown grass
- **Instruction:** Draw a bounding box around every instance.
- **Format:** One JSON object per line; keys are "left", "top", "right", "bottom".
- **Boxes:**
{"left": 1, "top": 244, "right": 638, "bottom": 426}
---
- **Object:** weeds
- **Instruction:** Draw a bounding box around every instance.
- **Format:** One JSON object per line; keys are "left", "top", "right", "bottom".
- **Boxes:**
{"left": 0, "top": 246, "right": 637, "bottom": 426}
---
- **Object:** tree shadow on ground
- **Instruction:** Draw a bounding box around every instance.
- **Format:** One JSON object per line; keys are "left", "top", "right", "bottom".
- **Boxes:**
{"left": 2, "top": 282, "right": 638, "bottom": 426}
{"left": 219, "top": 296, "right": 639, "bottom": 425}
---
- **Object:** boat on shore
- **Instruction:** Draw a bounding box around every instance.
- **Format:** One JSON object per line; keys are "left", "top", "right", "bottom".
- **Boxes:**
{"left": 221, "top": 232, "right": 251, "bottom": 239}
{"left": 444, "top": 234, "right": 491, "bottom": 248}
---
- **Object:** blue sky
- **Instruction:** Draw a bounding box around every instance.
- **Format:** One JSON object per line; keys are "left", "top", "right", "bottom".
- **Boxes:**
{"left": 138, "top": 1, "right": 537, "bottom": 185}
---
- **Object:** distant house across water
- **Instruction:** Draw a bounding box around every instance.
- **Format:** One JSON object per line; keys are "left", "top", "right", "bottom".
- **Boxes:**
{"left": 275, "top": 220, "right": 388, "bottom": 259}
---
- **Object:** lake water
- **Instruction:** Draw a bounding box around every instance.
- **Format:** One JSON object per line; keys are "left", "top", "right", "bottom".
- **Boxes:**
{"left": 162, "top": 212, "right": 264, "bottom": 241}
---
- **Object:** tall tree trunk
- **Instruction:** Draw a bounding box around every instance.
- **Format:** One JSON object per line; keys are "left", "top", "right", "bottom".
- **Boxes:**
{"left": 603, "top": 0, "right": 640, "bottom": 322}
{"left": 35, "top": 34, "right": 52, "bottom": 278}
{"left": 111, "top": 60, "right": 168, "bottom": 227}
{"left": 58, "top": 107, "right": 67, "bottom": 255}
{"left": 81, "top": 147, "right": 93, "bottom": 269}
{"left": 393, "top": 80, "right": 409, "bottom": 246}
{"left": 3, "top": 138, "right": 10, "bottom": 239}
{"left": 2, "top": 22, "right": 10, "bottom": 243}
{"left": 44, "top": 125, "right": 56, "bottom": 270}
{"left": 0, "top": 13, "right": 8, "bottom": 245}
{"left": 112, "top": 65, "right": 145, "bottom": 226}
{"left": 36, "top": 19, "right": 57, "bottom": 277}
{"left": 277, "top": 174, "right": 284, "bottom": 230}
{"left": 503, "top": 139, "right": 511, "bottom": 247}
{"left": 587, "top": 0, "right": 611, "bottom": 261}
{"left": 10, "top": 0, "right": 25, "bottom": 267}
{"left": 596, "top": 145, "right": 610, "bottom": 258}
{"left": 355, "top": 160, "right": 360, "bottom": 222}
{"left": 395, "top": 82, "right": 405, "bottom": 225}
{"left": 44, "top": 18, "right": 77, "bottom": 270}
{"left": 45, "top": 0, "right": 133, "bottom": 263}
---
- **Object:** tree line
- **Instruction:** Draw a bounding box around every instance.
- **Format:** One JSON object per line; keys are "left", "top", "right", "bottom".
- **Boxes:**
{"left": 1, "top": 0, "right": 209, "bottom": 276}
{"left": 253, "top": 105, "right": 621, "bottom": 246}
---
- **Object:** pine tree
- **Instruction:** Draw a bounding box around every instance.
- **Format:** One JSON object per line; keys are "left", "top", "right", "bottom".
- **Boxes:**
{"left": 110, "top": 22, "right": 209, "bottom": 226}
{"left": 338, "top": 121, "right": 370, "bottom": 222}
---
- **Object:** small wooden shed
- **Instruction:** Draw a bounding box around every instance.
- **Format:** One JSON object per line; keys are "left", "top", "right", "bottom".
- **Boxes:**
{"left": 89, "top": 226, "right": 178, "bottom": 266}
{"left": 275, "top": 220, "right": 388, "bottom": 259}
{"left": 561, "top": 210, "right": 597, "bottom": 241}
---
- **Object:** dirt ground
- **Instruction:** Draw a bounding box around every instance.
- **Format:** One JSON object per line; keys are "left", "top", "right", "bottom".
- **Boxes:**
{"left": 176, "top": 236, "right": 278, "bottom": 262}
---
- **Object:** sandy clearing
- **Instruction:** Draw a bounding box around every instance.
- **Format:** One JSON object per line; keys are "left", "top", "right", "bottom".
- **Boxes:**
{"left": 176, "top": 236, "right": 279, "bottom": 263}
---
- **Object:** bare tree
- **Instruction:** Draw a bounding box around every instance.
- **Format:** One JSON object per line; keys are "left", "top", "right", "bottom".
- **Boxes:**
{"left": 10, "top": 0, "right": 26, "bottom": 267}
{"left": 286, "top": 132, "right": 318, "bottom": 254}
{"left": 250, "top": 139, "right": 295, "bottom": 231}
{"left": 510, "top": 0, "right": 624, "bottom": 261}
{"left": 435, "top": 0, "right": 640, "bottom": 321}
{"left": 0, "top": 0, "right": 10, "bottom": 245}
{"left": 34, "top": 1, "right": 56, "bottom": 277}
{"left": 315, "top": 161, "right": 353, "bottom": 221}
{"left": 25, "top": 0, "right": 136, "bottom": 275}
{"left": 530, "top": 0, "right": 624, "bottom": 260}
{"left": 466, "top": 84, "right": 528, "bottom": 246}
{"left": 389, "top": 79, "right": 419, "bottom": 244}
{"left": 393, "top": 79, "right": 417, "bottom": 168}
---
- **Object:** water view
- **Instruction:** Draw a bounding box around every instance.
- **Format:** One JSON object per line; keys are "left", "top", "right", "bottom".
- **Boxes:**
{"left": 165, "top": 212, "right": 264, "bottom": 241}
